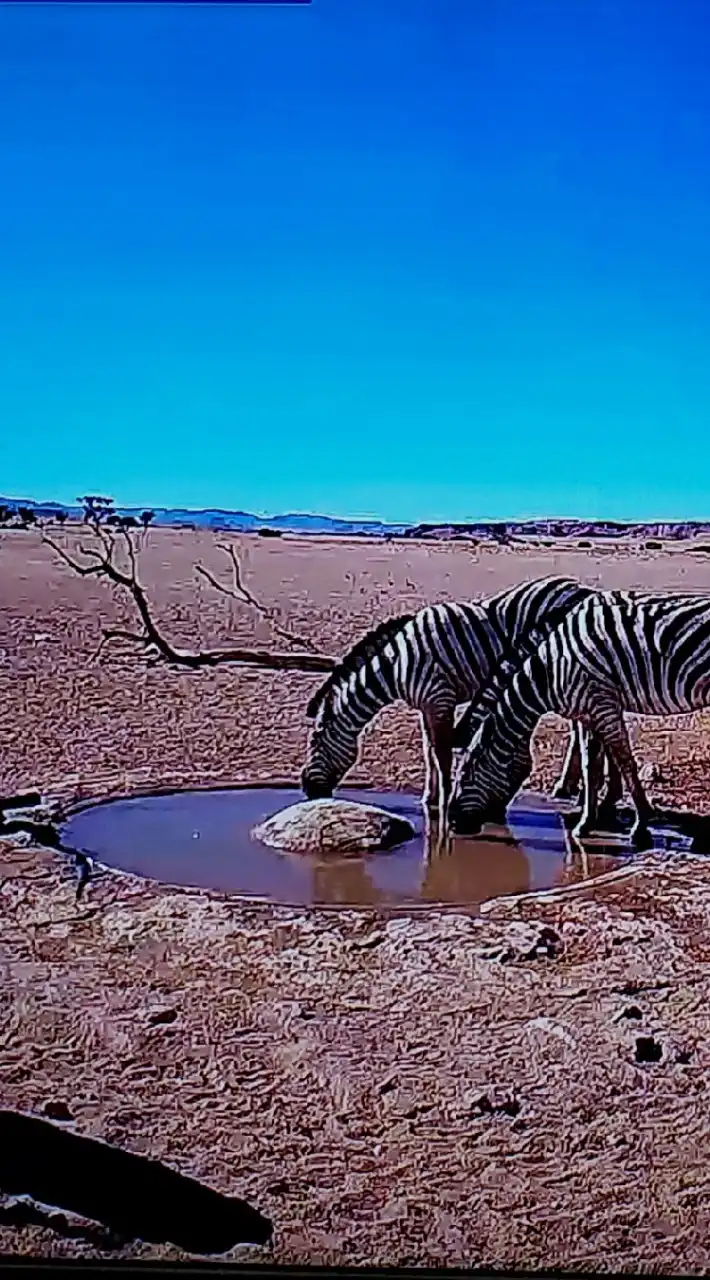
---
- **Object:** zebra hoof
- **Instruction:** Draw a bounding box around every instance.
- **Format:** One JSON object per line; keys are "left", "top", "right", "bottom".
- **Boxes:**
{"left": 630, "top": 824, "right": 654, "bottom": 851}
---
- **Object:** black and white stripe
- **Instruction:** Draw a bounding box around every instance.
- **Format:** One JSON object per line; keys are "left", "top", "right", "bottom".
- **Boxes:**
{"left": 448, "top": 589, "right": 710, "bottom": 844}
{"left": 301, "top": 575, "right": 603, "bottom": 813}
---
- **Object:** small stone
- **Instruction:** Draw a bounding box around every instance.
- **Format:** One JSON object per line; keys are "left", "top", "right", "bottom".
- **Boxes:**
{"left": 640, "top": 763, "right": 662, "bottom": 784}
{"left": 469, "top": 1089, "right": 520, "bottom": 1118}
{"left": 524, "top": 926, "right": 563, "bottom": 961}
{"left": 353, "top": 930, "right": 386, "bottom": 950}
{"left": 615, "top": 1005, "right": 643, "bottom": 1022}
{"left": 252, "top": 799, "right": 415, "bottom": 856}
{"left": 148, "top": 1008, "right": 178, "bottom": 1026}
{"left": 635, "top": 1035, "right": 663, "bottom": 1064}
{"left": 266, "top": 1179, "right": 290, "bottom": 1196}
{"left": 43, "top": 1100, "right": 73, "bottom": 1122}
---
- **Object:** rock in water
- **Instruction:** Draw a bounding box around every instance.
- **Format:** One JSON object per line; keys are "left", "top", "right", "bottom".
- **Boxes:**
{"left": 252, "top": 799, "right": 415, "bottom": 856}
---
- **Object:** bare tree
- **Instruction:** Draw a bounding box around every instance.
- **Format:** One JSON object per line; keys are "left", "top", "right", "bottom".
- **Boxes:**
{"left": 41, "top": 517, "right": 335, "bottom": 675}
{"left": 79, "top": 495, "right": 114, "bottom": 526}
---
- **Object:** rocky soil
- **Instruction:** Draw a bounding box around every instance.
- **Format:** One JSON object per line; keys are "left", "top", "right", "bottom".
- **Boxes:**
{"left": 3, "top": 529, "right": 710, "bottom": 1271}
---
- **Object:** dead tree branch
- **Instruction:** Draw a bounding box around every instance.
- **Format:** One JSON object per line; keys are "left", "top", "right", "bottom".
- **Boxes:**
{"left": 195, "top": 542, "right": 318, "bottom": 653}
{"left": 41, "top": 525, "right": 336, "bottom": 674}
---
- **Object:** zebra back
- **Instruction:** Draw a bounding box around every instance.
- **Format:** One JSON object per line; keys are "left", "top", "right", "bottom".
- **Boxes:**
{"left": 452, "top": 577, "right": 599, "bottom": 748}
{"left": 483, "top": 575, "right": 593, "bottom": 650}
{"left": 456, "top": 586, "right": 710, "bottom": 749}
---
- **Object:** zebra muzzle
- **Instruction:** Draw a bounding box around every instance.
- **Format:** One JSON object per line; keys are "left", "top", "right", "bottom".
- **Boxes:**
{"left": 447, "top": 802, "right": 483, "bottom": 837}
{"left": 300, "top": 771, "right": 334, "bottom": 801}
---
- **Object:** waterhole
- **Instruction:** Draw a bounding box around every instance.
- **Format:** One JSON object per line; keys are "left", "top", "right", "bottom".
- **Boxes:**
{"left": 59, "top": 784, "right": 698, "bottom": 912}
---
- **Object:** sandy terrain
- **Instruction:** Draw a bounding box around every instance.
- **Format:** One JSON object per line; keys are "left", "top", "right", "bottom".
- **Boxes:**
{"left": 4, "top": 527, "right": 710, "bottom": 1271}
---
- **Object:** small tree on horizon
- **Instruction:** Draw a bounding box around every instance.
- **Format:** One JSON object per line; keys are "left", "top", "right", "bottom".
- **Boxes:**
{"left": 16, "top": 506, "right": 38, "bottom": 528}
{"left": 140, "top": 510, "right": 155, "bottom": 529}
{"left": 79, "top": 495, "right": 115, "bottom": 526}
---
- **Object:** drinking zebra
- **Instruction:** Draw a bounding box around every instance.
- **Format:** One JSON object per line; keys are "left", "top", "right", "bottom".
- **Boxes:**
{"left": 447, "top": 589, "right": 710, "bottom": 846}
{"left": 301, "top": 575, "right": 616, "bottom": 820}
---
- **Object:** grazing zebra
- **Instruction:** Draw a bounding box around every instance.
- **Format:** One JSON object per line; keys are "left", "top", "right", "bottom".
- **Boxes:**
{"left": 301, "top": 575, "right": 613, "bottom": 820}
{"left": 448, "top": 589, "right": 710, "bottom": 846}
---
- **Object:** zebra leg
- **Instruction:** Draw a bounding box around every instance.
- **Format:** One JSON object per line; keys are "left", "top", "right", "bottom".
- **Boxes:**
{"left": 420, "top": 714, "right": 441, "bottom": 812}
{"left": 572, "top": 727, "right": 604, "bottom": 839}
{"left": 551, "top": 722, "right": 583, "bottom": 801}
{"left": 580, "top": 703, "right": 654, "bottom": 849}
{"left": 422, "top": 706, "right": 455, "bottom": 824}
{"left": 597, "top": 746, "right": 625, "bottom": 827}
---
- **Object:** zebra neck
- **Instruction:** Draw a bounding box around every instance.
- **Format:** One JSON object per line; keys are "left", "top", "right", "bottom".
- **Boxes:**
{"left": 336, "top": 664, "right": 398, "bottom": 729}
{"left": 501, "top": 657, "right": 551, "bottom": 738}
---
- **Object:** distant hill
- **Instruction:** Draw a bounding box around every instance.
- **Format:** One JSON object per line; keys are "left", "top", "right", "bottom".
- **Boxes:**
{"left": 400, "top": 518, "right": 710, "bottom": 542}
{"left": 0, "top": 497, "right": 409, "bottom": 537}
{"left": 2, "top": 498, "right": 710, "bottom": 542}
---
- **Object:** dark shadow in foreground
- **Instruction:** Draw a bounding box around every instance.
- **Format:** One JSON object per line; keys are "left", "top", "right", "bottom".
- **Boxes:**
{"left": 0, "top": 1195, "right": 126, "bottom": 1251}
{"left": 0, "top": 1110, "right": 273, "bottom": 1255}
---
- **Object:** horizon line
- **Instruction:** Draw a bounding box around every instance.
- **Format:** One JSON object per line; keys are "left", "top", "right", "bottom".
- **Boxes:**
{"left": 3, "top": 493, "right": 710, "bottom": 528}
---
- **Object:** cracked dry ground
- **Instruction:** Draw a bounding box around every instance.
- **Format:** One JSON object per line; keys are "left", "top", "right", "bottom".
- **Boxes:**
{"left": 3, "top": 529, "right": 710, "bottom": 1271}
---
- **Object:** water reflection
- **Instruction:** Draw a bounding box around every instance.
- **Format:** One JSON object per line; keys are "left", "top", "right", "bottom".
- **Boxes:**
{"left": 305, "top": 802, "right": 623, "bottom": 910}
{"left": 62, "top": 785, "right": 668, "bottom": 912}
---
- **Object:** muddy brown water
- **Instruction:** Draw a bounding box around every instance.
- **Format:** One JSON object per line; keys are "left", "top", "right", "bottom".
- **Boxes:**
{"left": 60, "top": 785, "right": 698, "bottom": 912}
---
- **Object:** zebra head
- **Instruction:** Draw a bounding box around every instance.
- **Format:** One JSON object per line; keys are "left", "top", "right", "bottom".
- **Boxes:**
{"left": 448, "top": 711, "right": 533, "bottom": 836}
{"left": 301, "top": 695, "right": 360, "bottom": 800}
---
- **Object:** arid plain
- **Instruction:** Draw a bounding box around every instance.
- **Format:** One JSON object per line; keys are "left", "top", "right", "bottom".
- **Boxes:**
{"left": 4, "top": 526, "right": 710, "bottom": 1271}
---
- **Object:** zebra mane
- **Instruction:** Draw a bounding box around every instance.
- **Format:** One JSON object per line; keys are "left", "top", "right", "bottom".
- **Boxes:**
{"left": 451, "top": 619, "right": 563, "bottom": 752}
{"left": 306, "top": 613, "right": 416, "bottom": 720}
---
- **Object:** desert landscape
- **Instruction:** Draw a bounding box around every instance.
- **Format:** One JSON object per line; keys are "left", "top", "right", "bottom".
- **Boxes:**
{"left": 4, "top": 524, "right": 710, "bottom": 1271}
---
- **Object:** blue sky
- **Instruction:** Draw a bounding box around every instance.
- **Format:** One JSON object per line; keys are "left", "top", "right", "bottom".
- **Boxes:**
{"left": 1, "top": 0, "right": 709, "bottom": 523}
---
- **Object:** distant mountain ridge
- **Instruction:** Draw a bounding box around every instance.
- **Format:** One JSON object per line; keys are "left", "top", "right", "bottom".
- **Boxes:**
{"left": 0, "top": 497, "right": 408, "bottom": 536}
{"left": 2, "top": 497, "right": 710, "bottom": 542}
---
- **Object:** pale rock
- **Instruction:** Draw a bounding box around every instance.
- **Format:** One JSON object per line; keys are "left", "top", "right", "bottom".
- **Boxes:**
{"left": 252, "top": 798, "right": 414, "bottom": 856}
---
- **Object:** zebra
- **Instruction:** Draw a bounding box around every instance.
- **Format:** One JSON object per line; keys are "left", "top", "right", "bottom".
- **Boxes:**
{"left": 447, "top": 589, "right": 710, "bottom": 846}
{"left": 301, "top": 575, "right": 617, "bottom": 821}
{"left": 450, "top": 586, "right": 660, "bottom": 809}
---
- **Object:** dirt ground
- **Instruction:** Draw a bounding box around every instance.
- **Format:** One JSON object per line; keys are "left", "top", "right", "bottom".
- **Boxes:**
{"left": 4, "top": 527, "right": 710, "bottom": 1272}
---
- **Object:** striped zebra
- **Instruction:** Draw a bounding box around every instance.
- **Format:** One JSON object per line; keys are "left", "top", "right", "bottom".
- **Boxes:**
{"left": 301, "top": 575, "right": 614, "bottom": 820}
{"left": 451, "top": 586, "right": 657, "bottom": 808}
{"left": 447, "top": 589, "right": 710, "bottom": 846}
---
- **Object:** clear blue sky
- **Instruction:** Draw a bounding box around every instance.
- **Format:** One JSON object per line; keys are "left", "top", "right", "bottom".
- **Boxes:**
{"left": 1, "top": 0, "right": 710, "bottom": 523}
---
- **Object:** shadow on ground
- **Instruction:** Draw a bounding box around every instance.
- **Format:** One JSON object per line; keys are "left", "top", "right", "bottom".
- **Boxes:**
{"left": 0, "top": 1110, "right": 273, "bottom": 1255}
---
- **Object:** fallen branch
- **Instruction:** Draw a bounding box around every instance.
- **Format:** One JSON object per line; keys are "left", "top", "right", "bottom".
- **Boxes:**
{"left": 42, "top": 524, "right": 336, "bottom": 675}
{"left": 195, "top": 541, "right": 318, "bottom": 653}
